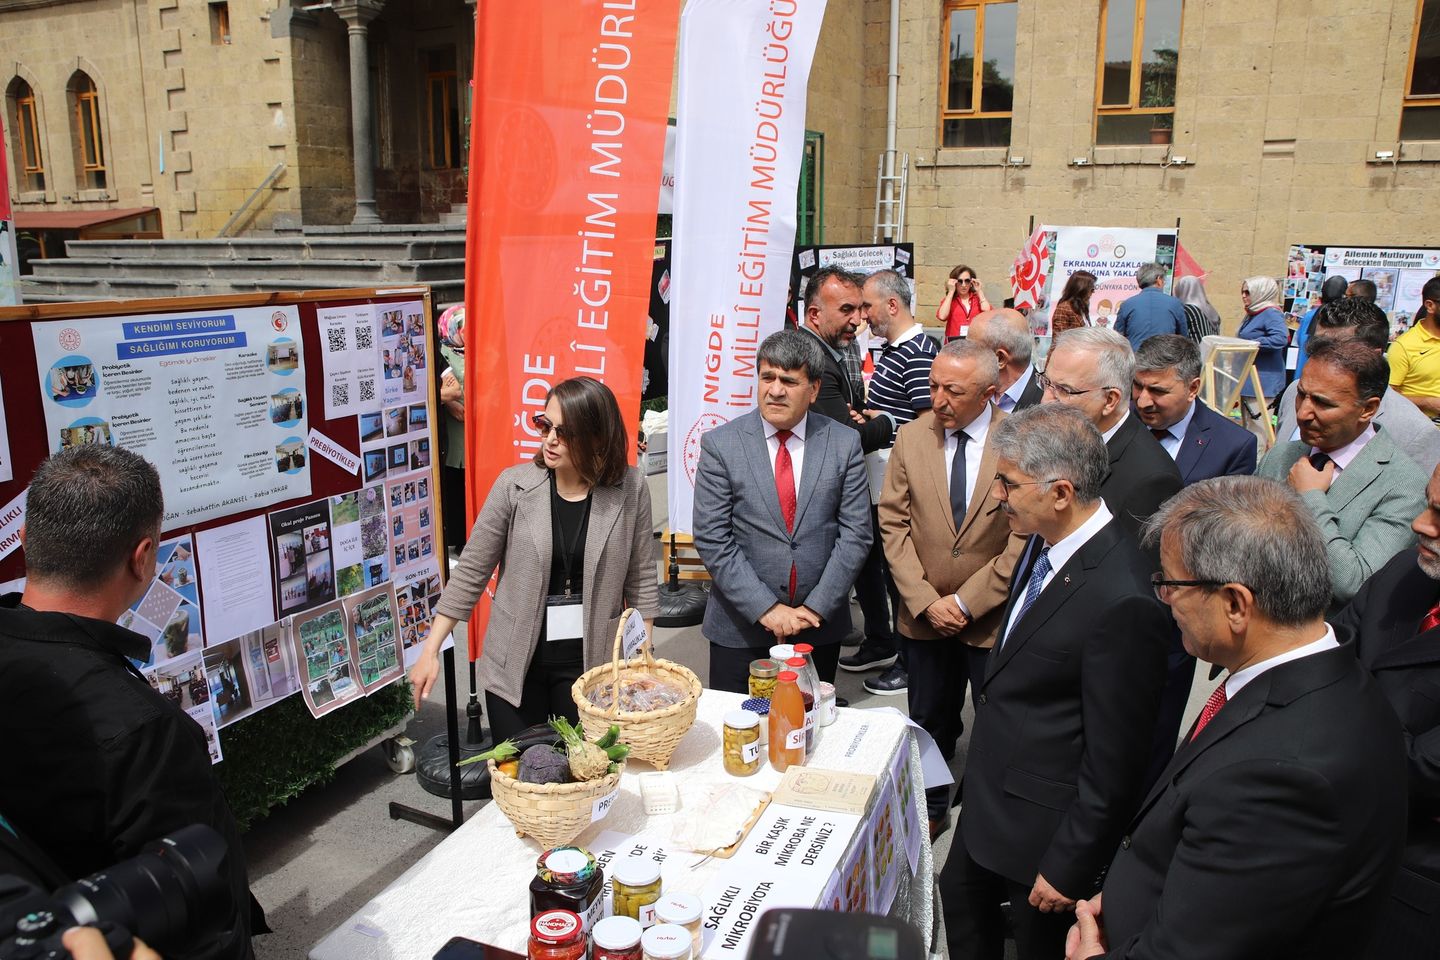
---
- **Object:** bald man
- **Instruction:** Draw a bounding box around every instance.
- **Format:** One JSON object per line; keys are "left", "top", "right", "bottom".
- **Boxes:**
{"left": 968, "top": 309, "right": 1042, "bottom": 412}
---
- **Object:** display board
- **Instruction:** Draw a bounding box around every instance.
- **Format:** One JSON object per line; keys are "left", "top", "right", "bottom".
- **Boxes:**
{"left": 1286, "top": 243, "right": 1440, "bottom": 338}
{"left": 0, "top": 287, "right": 447, "bottom": 763}
{"left": 1018, "top": 225, "right": 1179, "bottom": 335}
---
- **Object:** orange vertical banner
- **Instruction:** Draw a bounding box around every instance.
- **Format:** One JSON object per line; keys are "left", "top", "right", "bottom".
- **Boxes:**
{"left": 463, "top": 0, "right": 679, "bottom": 657}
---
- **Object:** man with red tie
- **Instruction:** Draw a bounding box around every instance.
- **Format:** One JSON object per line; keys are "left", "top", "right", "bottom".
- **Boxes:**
{"left": 1066, "top": 476, "right": 1407, "bottom": 960}
{"left": 1331, "top": 463, "right": 1440, "bottom": 957}
{"left": 692, "top": 329, "right": 872, "bottom": 692}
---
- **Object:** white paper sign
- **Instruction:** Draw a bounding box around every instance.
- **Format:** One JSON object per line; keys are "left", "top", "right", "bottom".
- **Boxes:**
{"left": 592, "top": 786, "right": 620, "bottom": 824}
{"left": 307, "top": 429, "right": 360, "bottom": 474}
{"left": 316, "top": 303, "right": 380, "bottom": 419}
{"left": 0, "top": 372, "right": 13, "bottom": 483}
{"left": 195, "top": 516, "right": 277, "bottom": 644}
{"left": 622, "top": 608, "right": 648, "bottom": 660}
{"left": 0, "top": 487, "right": 24, "bottom": 560}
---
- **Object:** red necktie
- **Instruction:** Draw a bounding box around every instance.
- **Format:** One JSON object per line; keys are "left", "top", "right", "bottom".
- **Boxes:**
{"left": 775, "top": 429, "right": 797, "bottom": 601}
{"left": 1190, "top": 683, "right": 1228, "bottom": 741}
{"left": 1421, "top": 600, "right": 1440, "bottom": 635}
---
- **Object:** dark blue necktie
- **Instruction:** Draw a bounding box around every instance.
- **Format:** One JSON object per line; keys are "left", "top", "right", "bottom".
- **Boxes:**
{"left": 1003, "top": 547, "right": 1052, "bottom": 647}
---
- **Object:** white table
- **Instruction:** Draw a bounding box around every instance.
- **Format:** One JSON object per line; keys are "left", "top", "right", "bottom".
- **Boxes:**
{"left": 311, "top": 690, "right": 934, "bottom": 959}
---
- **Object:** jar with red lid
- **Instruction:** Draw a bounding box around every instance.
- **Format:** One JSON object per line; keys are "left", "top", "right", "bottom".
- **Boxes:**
{"left": 528, "top": 909, "right": 586, "bottom": 960}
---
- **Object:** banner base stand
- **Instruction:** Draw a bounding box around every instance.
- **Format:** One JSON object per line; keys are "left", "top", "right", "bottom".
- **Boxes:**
{"left": 655, "top": 581, "right": 707, "bottom": 628}
{"left": 388, "top": 646, "right": 465, "bottom": 833}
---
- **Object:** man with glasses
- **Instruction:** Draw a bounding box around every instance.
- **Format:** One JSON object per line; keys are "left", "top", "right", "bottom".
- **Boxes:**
{"left": 1066, "top": 476, "right": 1406, "bottom": 960}
{"left": 878, "top": 339, "right": 1025, "bottom": 838}
{"left": 1256, "top": 336, "right": 1425, "bottom": 607}
{"left": 1040, "top": 327, "right": 1181, "bottom": 557}
{"left": 942, "top": 404, "right": 1168, "bottom": 960}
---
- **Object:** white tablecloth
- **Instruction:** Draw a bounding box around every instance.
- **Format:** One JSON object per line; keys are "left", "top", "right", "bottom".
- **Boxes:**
{"left": 310, "top": 690, "right": 934, "bottom": 959}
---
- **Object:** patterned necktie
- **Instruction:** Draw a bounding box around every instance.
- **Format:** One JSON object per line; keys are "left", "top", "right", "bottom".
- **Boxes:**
{"left": 950, "top": 431, "right": 971, "bottom": 531}
{"left": 1190, "top": 683, "right": 1228, "bottom": 741}
{"left": 1004, "top": 547, "right": 1051, "bottom": 645}
{"left": 1420, "top": 598, "right": 1440, "bottom": 635}
{"left": 775, "top": 429, "right": 797, "bottom": 601}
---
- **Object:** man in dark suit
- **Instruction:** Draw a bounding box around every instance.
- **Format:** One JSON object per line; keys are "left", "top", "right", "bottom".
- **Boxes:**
{"left": 1040, "top": 327, "right": 1182, "bottom": 555}
{"left": 943, "top": 405, "right": 1169, "bottom": 960}
{"left": 968, "top": 308, "right": 1043, "bottom": 412}
{"left": 693, "top": 329, "right": 872, "bottom": 692}
{"left": 800, "top": 265, "right": 895, "bottom": 453}
{"left": 1066, "top": 476, "right": 1407, "bottom": 960}
{"left": 1133, "top": 335, "right": 1257, "bottom": 484}
{"left": 1331, "top": 463, "right": 1440, "bottom": 958}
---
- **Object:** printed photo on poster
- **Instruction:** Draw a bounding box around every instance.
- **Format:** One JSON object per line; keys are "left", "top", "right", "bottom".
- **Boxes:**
{"left": 203, "top": 623, "right": 300, "bottom": 728}
{"left": 343, "top": 584, "right": 403, "bottom": 692}
{"left": 380, "top": 301, "right": 429, "bottom": 408}
{"left": 144, "top": 650, "right": 222, "bottom": 764}
{"left": 329, "top": 490, "right": 366, "bottom": 597}
{"left": 31, "top": 307, "right": 312, "bottom": 528}
{"left": 121, "top": 535, "right": 204, "bottom": 669}
{"left": 269, "top": 499, "right": 336, "bottom": 615}
{"left": 395, "top": 559, "right": 443, "bottom": 667}
{"left": 292, "top": 600, "right": 363, "bottom": 718}
{"left": 385, "top": 468, "right": 434, "bottom": 582}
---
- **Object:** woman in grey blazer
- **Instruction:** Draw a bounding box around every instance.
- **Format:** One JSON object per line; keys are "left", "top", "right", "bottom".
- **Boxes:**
{"left": 409, "top": 377, "right": 659, "bottom": 742}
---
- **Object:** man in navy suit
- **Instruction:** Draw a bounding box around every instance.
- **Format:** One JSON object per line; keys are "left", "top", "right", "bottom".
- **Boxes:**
{"left": 1133, "top": 335, "right": 1257, "bottom": 484}
{"left": 1112, "top": 263, "right": 1186, "bottom": 351}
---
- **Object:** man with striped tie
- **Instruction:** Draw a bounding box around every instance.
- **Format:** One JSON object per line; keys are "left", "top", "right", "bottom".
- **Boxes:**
{"left": 1066, "top": 476, "right": 1406, "bottom": 960}
{"left": 941, "top": 404, "right": 1169, "bottom": 960}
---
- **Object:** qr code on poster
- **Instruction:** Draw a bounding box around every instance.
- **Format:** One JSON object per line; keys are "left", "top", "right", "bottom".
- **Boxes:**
{"left": 355, "top": 324, "right": 374, "bottom": 351}
{"left": 332, "top": 382, "right": 349, "bottom": 407}
{"left": 358, "top": 377, "right": 375, "bottom": 403}
{"left": 326, "top": 326, "right": 348, "bottom": 353}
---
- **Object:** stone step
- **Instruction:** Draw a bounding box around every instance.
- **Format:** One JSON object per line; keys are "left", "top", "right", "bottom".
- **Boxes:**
{"left": 304, "top": 222, "right": 462, "bottom": 235}
{"left": 29, "top": 256, "right": 464, "bottom": 283}
{"left": 63, "top": 236, "right": 466, "bottom": 262}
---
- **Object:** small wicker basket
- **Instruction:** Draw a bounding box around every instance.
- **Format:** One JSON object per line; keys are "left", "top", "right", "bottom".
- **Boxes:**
{"left": 487, "top": 759, "right": 623, "bottom": 848}
{"left": 572, "top": 610, "right": 701, "bottom": 770}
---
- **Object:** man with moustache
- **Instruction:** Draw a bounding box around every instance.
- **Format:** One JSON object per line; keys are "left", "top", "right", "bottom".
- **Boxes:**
{"left": 1332, "top": 463, "right": 1440, "bottom": 957}
{"left": 692, "top": 329, "right": 871, "bottom": 691}
{"left": 943, "top": 404, "right": 1168, "bottom": 960}
{"left": 879, "top": 338, "right": 1024, "bottom": 832}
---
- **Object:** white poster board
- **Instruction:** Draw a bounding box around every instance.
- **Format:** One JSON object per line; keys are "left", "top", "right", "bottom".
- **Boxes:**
{"left": 1048, "top": 226, "right": 1179, "bottom": 326}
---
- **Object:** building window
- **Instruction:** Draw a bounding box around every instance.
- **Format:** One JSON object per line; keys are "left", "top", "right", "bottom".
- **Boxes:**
{"left": 940, "top": 0, "right": 1017, "bottom": 148}
{"left": 6, "top": 77, "right": 45, "bottom": 192}
{"left": 68, "top": 71, "right": 106, "bottom": 190}
{"left": 424, "top": 48, "right": 460, "bottom": 170}
{"left": 209, "top": 3, "right": 232, "bottom": 45}
{"left": 798, "top": 130, "right": 823, "bottom": 244}
{"left": 1402, "top": 0, "right": 1440, "bottom": 139}
{"left": 1095, "top": 0, "right": 1183, "bottom": 145}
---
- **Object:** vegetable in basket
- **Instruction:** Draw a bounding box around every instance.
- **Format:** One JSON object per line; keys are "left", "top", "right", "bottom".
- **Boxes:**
{"left": 550, "top": 716, "right": 628, "bottom": 781}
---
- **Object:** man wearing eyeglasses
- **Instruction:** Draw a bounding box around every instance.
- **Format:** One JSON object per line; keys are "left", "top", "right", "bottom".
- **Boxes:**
{"left": 942, "top": 404, "right": 1168, "bottom": 960}
{"left": 1065, "top": 476, "right": 1406, "bottom": 960}
{"left": 1255, "top": 336, "right": 1425, "bottom": 607}
{"left": 1040, "top": 328, "right": 1182, "bottom": 562}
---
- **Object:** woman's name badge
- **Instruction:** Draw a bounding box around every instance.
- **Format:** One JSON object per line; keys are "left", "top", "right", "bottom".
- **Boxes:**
{"left": 545, "top": 594, "right": 584, "bottom": 641}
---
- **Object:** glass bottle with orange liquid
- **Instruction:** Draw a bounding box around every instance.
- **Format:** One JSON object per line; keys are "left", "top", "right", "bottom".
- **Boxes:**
{"left": 785, "top": 656, "right": 818, "bottom": 755}
{"left": 769, "top": 670, "right": 807, "bottom": 770}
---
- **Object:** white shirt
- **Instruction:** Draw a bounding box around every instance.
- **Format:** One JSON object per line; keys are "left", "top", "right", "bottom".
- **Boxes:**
{"left": 763, "top": 416, "right": 807, "bottom": 488}
{"left": 943, "top": 403, "right": 993, "bottom": 516}
{"left": 1225, "top": 624, "right": 1341, "bottom": 700}
{"left": 1001, "top": 502, "right": 1115, "bottom": 644}
{"left": 997, "top": 365, "right": 1036, "bottom": 413}
{"left": 1101, "top": 408, "right": 1131, "bottom": 444}
{"left": 1311, "top": 423, "right": 1377, "bottom": 475}
{"left": 887, "top": 321, "right": 925, "bottom": 348}
{"left": 1154, "top": 401, "right": 1199, "bottom": 460}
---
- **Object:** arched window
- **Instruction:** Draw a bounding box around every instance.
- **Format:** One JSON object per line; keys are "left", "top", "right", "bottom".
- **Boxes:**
{"left": 67, "top": 71, "right": 106, "bottom": 190}
{"left": 5, "top": 77, "right": 45, "bottom": 192}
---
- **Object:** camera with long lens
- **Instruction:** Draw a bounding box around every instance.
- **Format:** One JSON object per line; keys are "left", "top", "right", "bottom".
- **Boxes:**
{"left": 0, "top": 824, "right": 232, "bottom": 960}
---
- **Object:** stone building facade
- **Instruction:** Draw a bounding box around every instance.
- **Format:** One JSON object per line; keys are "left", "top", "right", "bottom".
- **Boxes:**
{"left": 1, "top": 0, "right": 474, "bottom": 239}
{"left": 804, "top": 0, "right": 1440, "bottom": 332}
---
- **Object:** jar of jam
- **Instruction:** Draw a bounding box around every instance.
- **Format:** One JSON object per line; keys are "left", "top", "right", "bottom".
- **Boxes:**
{"left": 641, "top": 923, "right": 693, "bottom": 960}
{"left": 722, "top": 710, "right": 762, "bottom": 776}
{"left": 652, "top": 893, "right": 704, "bottom": 957}
{"left": 529, "top": 909, "right": 586, "bottom": 960}
{"left": 592, "top": 915, "right": 645, "bottom": 960}
{"left": 747, "top": 658, "right": 779, "bottom": 700}
{"left": 612, "top": 856, "right": 663, "bottom": 926}
{"left": 529, "top": 846, "right": 606, "bottom": 933}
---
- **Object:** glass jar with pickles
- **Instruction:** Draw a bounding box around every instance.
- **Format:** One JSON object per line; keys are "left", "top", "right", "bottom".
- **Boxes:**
{"left": 722, "top": 710, "right": 762, "bottom": 776}
{"left": 612, "top": 856, "right": 663, "bottom": 927}
{"left": 747, "top": 658, "right": 779, "bottom": 700}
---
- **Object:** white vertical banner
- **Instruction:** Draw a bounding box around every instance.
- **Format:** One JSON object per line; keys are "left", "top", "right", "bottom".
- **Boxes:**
{"left": 667, "top": 0, "right": 828, "bottom": 533}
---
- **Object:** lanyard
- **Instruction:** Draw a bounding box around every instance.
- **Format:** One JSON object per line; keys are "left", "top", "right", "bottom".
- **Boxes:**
{"left": 550, "top": 474, "right": 592, "bottom": 597}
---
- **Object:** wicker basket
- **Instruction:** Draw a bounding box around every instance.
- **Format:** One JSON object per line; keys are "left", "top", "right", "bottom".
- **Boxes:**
{"left": 487, "top": 759, "right": 624, "bottom": 848}
{"left": 572, "top": 611, "right": 701, "bottom": 771}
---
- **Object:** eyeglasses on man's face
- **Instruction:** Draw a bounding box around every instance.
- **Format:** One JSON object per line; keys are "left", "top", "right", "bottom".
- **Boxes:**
{"left": 1036, "top": 371, "right": 1099, "bottom": 399}
{"left": 1150, "top": 572, "right": 1233, "bottom": 603}
{"left": 990, "top": 474, "right": 1059, "bottom": 499}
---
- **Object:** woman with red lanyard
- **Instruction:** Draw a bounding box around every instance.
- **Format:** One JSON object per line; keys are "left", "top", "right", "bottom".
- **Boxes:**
{"left": 936, "top": 264, "right": 991, "bottom": 341}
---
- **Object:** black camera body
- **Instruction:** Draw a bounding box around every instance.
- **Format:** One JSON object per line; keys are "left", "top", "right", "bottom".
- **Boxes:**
{"left": 0, "top": 824, "right": 231, "bottom": 960}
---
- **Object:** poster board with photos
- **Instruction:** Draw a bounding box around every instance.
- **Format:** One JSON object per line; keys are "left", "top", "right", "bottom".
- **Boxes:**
{"left": 0, "top": 287, "right": 448, "bottom": 761}
{"left": 1284, "top": 244, "right": 1440, "bottom": 359}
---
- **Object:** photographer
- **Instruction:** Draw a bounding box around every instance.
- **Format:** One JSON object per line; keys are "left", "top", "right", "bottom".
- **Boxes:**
{"left": 0, "top": 447, "right": 262, "bottom": 960}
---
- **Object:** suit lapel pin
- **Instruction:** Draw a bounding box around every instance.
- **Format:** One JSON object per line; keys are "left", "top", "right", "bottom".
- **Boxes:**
{"left": 1063, "top": 575, "right": 1071, "bottom": 584}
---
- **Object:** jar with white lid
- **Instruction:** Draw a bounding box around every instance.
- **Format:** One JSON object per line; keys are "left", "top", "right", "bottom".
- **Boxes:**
{"left": 652, "top": 893, "right": 703, "bottom": 957}
{"left": 612, "top": 856, "right": 664, "bottom": 927}
{"left": 641, "top": 923, "right": 693, "bottom": 960}
{"left": 722, "top": 710, "right": 762, "bottom": 776}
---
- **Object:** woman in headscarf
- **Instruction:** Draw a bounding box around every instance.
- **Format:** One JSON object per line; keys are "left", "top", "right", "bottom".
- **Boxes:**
{"left": 1173, "top": 275, "right": 1222, "bottom": 342}
{"left": 1236, "top": 276, "right": 1290, "bottom": 421}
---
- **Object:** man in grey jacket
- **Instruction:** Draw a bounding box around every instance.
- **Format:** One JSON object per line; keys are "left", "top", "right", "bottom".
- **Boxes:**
{"left": 693, "top": 329, "right": 872, "bottom": 692}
